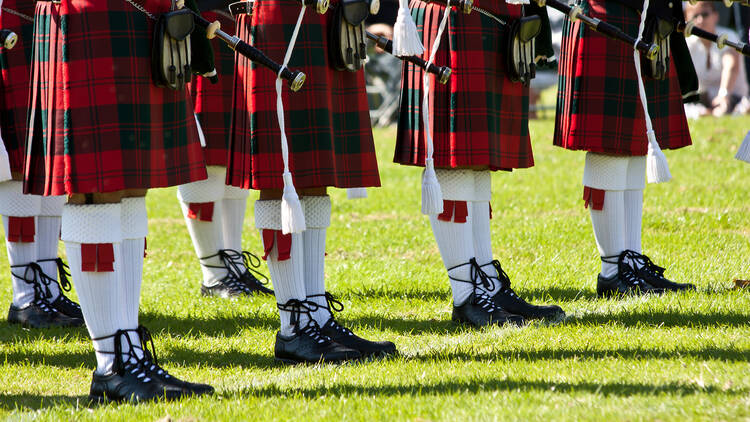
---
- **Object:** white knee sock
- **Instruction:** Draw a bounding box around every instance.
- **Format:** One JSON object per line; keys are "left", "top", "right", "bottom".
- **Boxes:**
{"left": 624, "top": 156, "right": 646, "bottom": 254}
{"left": 589, "top": 191, "right": 626, "bottom": 277}
{"left": 37, "top": 196, "right": 65, "bottom": 300}
{"left": 178, "top": 166, "right": 228, "bottom": 286}
{"left": 121, "top": 197, "right": 148, "bottom": 348}
{"left": 583, "top": 153, "right": 629, "bottom": 278}
{"left": 471, "top": 170, "right": 498, "bottom": 287}
{"left": 256, "top": 200, "right": 307, "bottom": 336}
{"left": 62, "top": 203, "right": 126, "bottom": 374}
{"left": 3, "top": 216, "right": 39, "bottom": 307}
{"left": 431, "top": 170, "right": 477, "bottom": 305}
{"left": 624, "top": 189, "right": 643, "bottom": 254}
{"left": 302, "top": 196, "right": 331, "bottom": 325}
{"left": 0, "top": 181, "right": 42, "bottom": 307}
{"left": 222, "top": 185, "right": 249, "bottom": 253}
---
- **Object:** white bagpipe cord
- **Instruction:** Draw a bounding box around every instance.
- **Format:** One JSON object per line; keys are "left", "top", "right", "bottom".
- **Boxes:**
{"left": 0, "top": 0, "right": 12, "bottom": 183}
{"left": 420, "top": 0, "right": 451, "bottom": 215}
{"left": 736, "top": 131, "right": 750, "bottom": 163}
{"left": 276, "top": 5, "right": 308, "bottom": 233}
{"left": 633, "top": 0, "right": 671, "bottom": 183}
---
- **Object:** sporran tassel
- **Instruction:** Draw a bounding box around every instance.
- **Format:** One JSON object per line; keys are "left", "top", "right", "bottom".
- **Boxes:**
{"left": 393, "top": 0, "right": 424, "bottom": 56}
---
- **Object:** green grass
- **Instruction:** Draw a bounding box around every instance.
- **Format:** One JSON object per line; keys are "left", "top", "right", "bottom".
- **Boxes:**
{"left": 1, "top": 117, "right": 750, "bottom": 421}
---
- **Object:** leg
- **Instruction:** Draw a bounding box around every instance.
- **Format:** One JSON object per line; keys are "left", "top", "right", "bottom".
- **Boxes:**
{"left": 177, "top": 166, "right": 248, "bottom": 298}
{"left": 0, "top": 181, "right": 80, "bottom": 327}
{"left": 583, "top": 153, "right": 660, "bottom": 297}
{"left": 302, "top": 192, "right": 396, "bottom": 357}
{"left": 256, "top": 191, "right": 359, "bottom": 364}
{"left": 431, "top": 169, "right": 521, "bottom": 327}
{"left": 222, "top": 183, "right": 272, "bottom": 294}
{"left": 471, "top": 171, "right": 564, "bottom": 321}
{"left": 622, "top": 157, "right": 695, "bottom": 291}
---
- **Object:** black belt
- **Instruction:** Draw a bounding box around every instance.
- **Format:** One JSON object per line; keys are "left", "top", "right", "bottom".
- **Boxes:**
{"left": 229, "top": 0, "right": 253, "bottom": 16}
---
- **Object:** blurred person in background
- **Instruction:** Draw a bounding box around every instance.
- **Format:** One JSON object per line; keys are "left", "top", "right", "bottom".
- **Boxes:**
{"left": 684, "top": 1, "right": 748, "bottom": 117}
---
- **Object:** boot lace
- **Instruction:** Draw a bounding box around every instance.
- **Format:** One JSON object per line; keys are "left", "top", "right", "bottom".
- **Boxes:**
{"left": 621, "top": 250, "right": 666, "bottom": 279}
{"left": 36, "top": 258, "right": 81, "bottom": 312}
{"left": 602, "top": 252, "right": 651, "bottom": 289}
{"left": 277, "top": 299, "right": 331, "bottom": 344}
{"left": 447, "top": 258, "right": 501, "bottom": 312}
{"left": 307, "top": 292, "right": 353, "bottom": 337}
{"left": 92, "top": 329, "right": 153, "bottom": 383}
{"left": 10, "top": 262, "right": 60, "bottom": 314}
{"left": 482, "top": 260, "right": 528, "bottom": 303}
{"left": 201, "top": 250, "right": 271, "bottom": 294}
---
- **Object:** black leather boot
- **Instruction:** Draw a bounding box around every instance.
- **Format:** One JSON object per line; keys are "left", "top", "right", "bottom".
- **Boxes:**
{"left": 482, "top": 260, "right": 565, "bottom": 321}
{"left": 309, "top": 292, "right": 397, "bottom": 357}
{"left": 37, "top": 258, "right": 84, "bottom": 319}
{"left": 199, "top": 249, "right": 273, "bottom": 297}
{"left": 7, "top": 262, "right": 83, "bottom": 328}
{"left": 621, "top": 250, "right": 696, "bottom": 292}
{"left": 448, "top": 258, "right": 525, "bottom": 327}
{"left": 274, "top": 299, "right": 361, "bottom": 364}
{"left": 597, "top": 252, "right": 665, "bottom": 298}
{"left": 89, "top": 329, "right": 213, "bottom": 403}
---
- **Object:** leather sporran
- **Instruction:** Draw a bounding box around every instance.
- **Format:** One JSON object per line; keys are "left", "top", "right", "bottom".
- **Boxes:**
{"left": 641, "top": 16, "right": 673, "bottom": 80}
{"left": 152, "top": 8, "right": 195, "bottom": 89}
{"left": 330, "top": 0, "right": 370, "bottom": 72}
{"left": 503, "top": 15, "right": 541, "bottom": 86}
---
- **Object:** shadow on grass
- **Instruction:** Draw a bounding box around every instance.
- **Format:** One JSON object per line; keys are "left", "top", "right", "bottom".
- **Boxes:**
{"left": 566, "top": 310, "right": 750, "bottom": 328}
{"left": 521, "top": 286, "right": 597, "bottom": 301}
{"left": 237, "top": 377, "right": 745, "bottom": 399}
{"left": 0, "top": 324, "right": 89, "bottom": 344}
{"left": 0, "top": 394, "right": 89, "bottom": 411}
{"left": 4, "top": 369, "right": 745, "bottom": 411}
{"left": 409, "top": 345, "right": 750, "bottom": 363}
{"left": 139, "top": 310, "right": 278, "bottom": 337}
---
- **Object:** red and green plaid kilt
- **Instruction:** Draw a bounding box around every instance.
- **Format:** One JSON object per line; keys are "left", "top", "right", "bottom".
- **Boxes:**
{"left": 553, "top": 0, "right": 691, "bottom": 156}
{"left": 24, "top": 0, "right": 207, "bottom": 196}
{"left": 226, "top": 0, "right": 380, "bottom": 190}
{"left": 394, "top": 0, "right": 533, "bottom": 171}
{"left": 189, "top": 10, "right": 235, "bottom": 167}
{"left": 0, "top": 0, "right": 35, "bottom": 174}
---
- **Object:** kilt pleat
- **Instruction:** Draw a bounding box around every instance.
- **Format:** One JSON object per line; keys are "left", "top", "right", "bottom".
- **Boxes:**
{"left": 226, "top": 0, "right": 380, "bottom": 190}
{"left": 24, "top": 0, "right": 207, "bottom": 196}
{"left": 189, "top": 10, "right": 235, "bottom": 167}
{"left": 553, "top": 0, "right": 691, "bottom": 156}
{"left": 394, "top": 0, "right": 533, "bottom": 171}
{"left": 0, "top": 0, "right": 35, "bottom": 174}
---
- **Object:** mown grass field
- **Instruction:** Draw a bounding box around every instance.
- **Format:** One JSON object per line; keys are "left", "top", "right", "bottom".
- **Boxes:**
{"left": 1, "top": 117, "right": 749, "bottom": 421}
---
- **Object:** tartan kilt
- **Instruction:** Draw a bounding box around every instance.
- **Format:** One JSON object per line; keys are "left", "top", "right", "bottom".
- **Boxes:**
{"left": 24, "top": 0, "right": 207, "bottom": 196}
{"left": 394, "top": 0, "right": 533, "bottom": 171}
{"left": 0, "top": 0, "right": 36, "bottom": 174}
{"left": 553, "top": 0, "right": 691, "bottom": 156}
{"left": 226, "top": 0, "right": 380, "bottom": 190}
{"left": 189, "top": 10, "right": 235, "bottom": 167}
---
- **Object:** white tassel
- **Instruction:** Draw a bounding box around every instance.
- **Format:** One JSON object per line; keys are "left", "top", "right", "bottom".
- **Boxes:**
{"left": 646, "top": 131, "right": 672, "bottom": 183}
{"left": 735, "top": 131, "right": 750, "bottom": 163}
{"left": 419, "top": 1, "right": 450, "bottom": 215}
{"left": 281, "top": 172, "right": 306, "bottom": 234}
{"left": 505, "top": 0, "right": 530, "bottom": 4}
{"left": 346, "top": 188, "right": 368, "bottom": 199}
{"left": 421, "top": 159, "right": 443, "bottom": 214}
{"left": 634, "top": 0, "right": 670, "bottom": 183}
{"left": 0, "top": 131, "right": 11, "bottom": 183}
{"left": 392, "top": 0, "right": 424, "bottom": 56}
{"left": 276, "top": 6, "right": 307, "bottom": 233}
